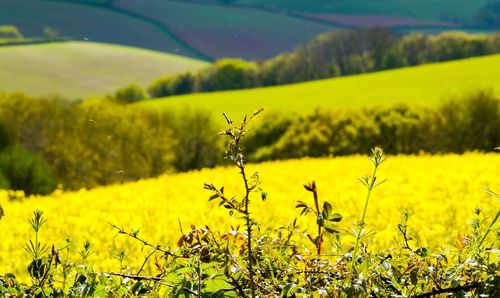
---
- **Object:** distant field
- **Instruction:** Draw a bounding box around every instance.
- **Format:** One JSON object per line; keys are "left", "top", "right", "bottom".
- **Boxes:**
{"left": 1, "top": 153, "right": 498, "bottom": 277}
{"left": 140, "top": 54, "right": 500, "bottom": 122}
{"left": 0, "top": 41, "right": 208, "bottom": 98}
{"left": 236, "top": 0, "right": 490, "bottom": 21}
{"left": 0, "top": 0, "right": 201, "bottom": 58}
{"left": 0, "top": 0, "right": 492, "bottom": 61}
{"left": 114, "top": 0, "right": 337, "bottom": 59}
{"left": 299, "top": 13, "right": 457, "bottom": 28}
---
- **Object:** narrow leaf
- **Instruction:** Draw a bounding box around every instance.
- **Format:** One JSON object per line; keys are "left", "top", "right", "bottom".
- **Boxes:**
{"left": 324, "top": 226, "right": 340, "bottom": 234}
{"left": 328, "top": 213, "right": 343, "bottom": 222}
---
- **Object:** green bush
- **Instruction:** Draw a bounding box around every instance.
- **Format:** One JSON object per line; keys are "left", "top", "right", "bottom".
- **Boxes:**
{"left": 0, "top": 121, "right": 11, "bottom": 150}
{"left": 0, "top": 145, "right": 57, "bottom": 195}
{"left": 0, "top": 25, "right": 23, "bottom": 39}
{"left": 114, "top": 84, "right": 147, "bottom": 103}
{"left": 167, "top": 109, "right": 222, "bottom": 171}
{"left": 197, "top": 58, "right": 259, "bottom": 91}
{"left": 147, "top": 73, "right": 195, "bottom": 98}
{"left": 245, "top": 91, "right": 500, "bottom": 161}
{"left": 0, "top": 93, "right": 223, "bottom": 189}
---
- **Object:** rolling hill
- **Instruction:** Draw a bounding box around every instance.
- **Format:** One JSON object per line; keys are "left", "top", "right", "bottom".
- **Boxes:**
{"left": 0, "top": 0, "right": 338, "bottom": 60}
{"left": 235, "top": 0, "right": 490, "bottom": 21}
{"left": 113, "top": 0, "right": 337, "bottom": 59}
{"left": 0, "top": 0, "right": 203, "bottom": 59}
{"left": 139, "top": 54, "right": 500, "bottom": 122}
{"left": 3, "top": 0, "right": 494, "bottom": 61}
{"left": 0, "top": 41, "right": 208, "bottom": 98}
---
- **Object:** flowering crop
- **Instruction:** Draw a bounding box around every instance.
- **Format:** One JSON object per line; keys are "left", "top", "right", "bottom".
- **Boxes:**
{"left": 0, "top": 153, "right": 498, "bottom": 279}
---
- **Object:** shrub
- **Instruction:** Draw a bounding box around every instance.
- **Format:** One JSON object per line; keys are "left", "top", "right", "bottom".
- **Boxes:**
{"left": 114, "top": 84, "right": 147, "bottom": 103}
{"left": 433, "top": 90, "right": 500, "bottom": 152}
{"left": 167, "top": 109, "right": 222, "bottom": 171}
{"left": 0, "top": 121, "right": 11, "bottom": 150}
{"left": 0, "top": 93, "right": 225, "bottom": 189}
{"left": 0, "top": 145, "right": 57, "bottom": 195}
{"left": 245, "top": 91, "right": 500, "bottom": 161}
{"left": 147, "top": 73, "right": 195, "bottom": 98}
{"left": 0, "top": 25, "right": 23, "bottom": 39}
{"left": 196, "top": 58, "right": 259, "bottom": 91}
{"left": 148, "top": 76, "right": 174, "bottom": 98}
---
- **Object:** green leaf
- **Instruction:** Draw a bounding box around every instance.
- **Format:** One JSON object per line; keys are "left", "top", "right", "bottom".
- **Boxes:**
{"left": 322, "top": 201, "right": 332, "bottom": 218}
{"left": 484, "top": 189, "right": 499, "bottom": 200}
{"left": 324, "top": 226, "right": 340, "bottom": 234}
{"left": 27, "top": 258, "right": 46, "bottom": 279}
{"left": 295, "top": 201, "right": 308, "bottom": 208}
{"left": 306, "top": 233, "right": 315, "bottom": 245}
{"left": 328, "top": 213, "right": 343, "bottom": 222}
{"left": 208, "top": 194, "right": 219, "bottom": 201}
{"left": 132, "top": 281, "right": 144, "bottom": 295}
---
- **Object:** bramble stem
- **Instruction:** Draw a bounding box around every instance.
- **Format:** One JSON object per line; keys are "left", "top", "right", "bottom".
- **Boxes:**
{"left": 237, "top": 142, "right": 255, "bottom": 297}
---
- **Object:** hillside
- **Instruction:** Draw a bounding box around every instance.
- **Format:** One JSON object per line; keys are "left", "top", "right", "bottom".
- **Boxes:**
{"left": 139, "top": 54, "right": 500, "bottom": 121}
{"left": 0, "top": 0, "right": 203, "bottom": 58}
{"left": 0, "top": 41, "right": 208, "bottom": 98}
{"left": 113, "top": 0, "right": 337, "bottom": 59}
{"left": 236, "top": 0, "right": 490, "bottom": 22}
{"left": 3, "top": 0, "right": 494, "bottom": 61}
{"left": 0, "top": 0, "right": 337, "bottom": 60}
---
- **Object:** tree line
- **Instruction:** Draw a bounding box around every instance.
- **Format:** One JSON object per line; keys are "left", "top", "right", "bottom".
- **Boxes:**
{"left": 242, "top": 90, "right": 500, "bottom": 162}
{"left": 0, "top": 94, "right": 221, "bottom": 194}
{"left": 0, "top": 90, "right": 498, "bottom": 195}
{"left": 112, "top": 29, "right": 500, "bottom": 102}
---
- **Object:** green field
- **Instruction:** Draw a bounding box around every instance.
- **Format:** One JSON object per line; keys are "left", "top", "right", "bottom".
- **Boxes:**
{"left": 139, "top": 54, "right": 500, "bottom": 122}
{"left": 0, "top": 41, "right": 208, "bottom": 98}
{"left": 113, "top": 0, "right": 336, "bottom": 59}
{"left": 0, "top": 0, "right": 201, "bottom": 58}
{"left": 236, "top": 0, "right": 489, "bottom": 21}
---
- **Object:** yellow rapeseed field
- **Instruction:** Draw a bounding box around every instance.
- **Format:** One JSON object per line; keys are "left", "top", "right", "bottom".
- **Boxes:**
{"left": 0, "top": 153, "right": 498, "bottom": 278}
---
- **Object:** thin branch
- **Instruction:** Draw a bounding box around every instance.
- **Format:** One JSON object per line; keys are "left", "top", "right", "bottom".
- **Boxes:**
{"left": 105, "top": 272, "right": 171, "bottom": 287}
{"left": 137, "top": 246, "right": 159, "bottom": 275}
{"left": 107, "top": 222, "right": 173, "bottom": 256}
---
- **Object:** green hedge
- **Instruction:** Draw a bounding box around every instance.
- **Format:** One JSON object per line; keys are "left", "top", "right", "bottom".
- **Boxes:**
{"left": 243, "top": 90, "right": 500, "bottom": 161}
